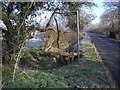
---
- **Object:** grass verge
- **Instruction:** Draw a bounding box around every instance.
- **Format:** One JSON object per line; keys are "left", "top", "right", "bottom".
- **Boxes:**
{"left": 2, "top": 34, "right": 115, "bottom": 88}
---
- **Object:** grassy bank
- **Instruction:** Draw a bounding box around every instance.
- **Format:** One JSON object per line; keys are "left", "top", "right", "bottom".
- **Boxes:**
{"left": 2, "top": 34, "right": 115, "bottom": 88}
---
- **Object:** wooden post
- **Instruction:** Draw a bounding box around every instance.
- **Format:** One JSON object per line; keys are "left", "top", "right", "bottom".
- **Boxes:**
{"left": 77, "top": 10, "right": 80, "bottom": 59}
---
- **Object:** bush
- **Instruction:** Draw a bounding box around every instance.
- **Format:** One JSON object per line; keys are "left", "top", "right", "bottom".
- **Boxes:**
{"left": 19, "top": 47, "right": 58, "bottom": 70}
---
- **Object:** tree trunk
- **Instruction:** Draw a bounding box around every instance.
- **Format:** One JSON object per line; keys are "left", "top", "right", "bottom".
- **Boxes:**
{"left": 54, "top": 17, "right": 60, "bottom": 48}
{"left": 45, "top": 11, "right": 55, "bottom": 28}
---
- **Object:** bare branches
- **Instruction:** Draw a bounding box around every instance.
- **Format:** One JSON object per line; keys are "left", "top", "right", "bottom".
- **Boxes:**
{"left": 12, "top": 1, "right": 34, "bottom": 82}
{"left": 17, "top": 2, "right": 33, "bottom": 42}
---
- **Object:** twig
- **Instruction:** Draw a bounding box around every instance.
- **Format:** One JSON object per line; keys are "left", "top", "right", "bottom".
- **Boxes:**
{"left": 12, "top": 42, "right": 25, "bottom": 82}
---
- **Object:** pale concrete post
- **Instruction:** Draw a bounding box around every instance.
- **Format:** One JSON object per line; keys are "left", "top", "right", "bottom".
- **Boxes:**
{"left": 77, "top": 10, "right": 80, "bottom": 59}
{"left": 0, "top": 29, "right": 2, "bottom": 89}
{"left": 0, "top": 2, "right": 2, "bottom": 89}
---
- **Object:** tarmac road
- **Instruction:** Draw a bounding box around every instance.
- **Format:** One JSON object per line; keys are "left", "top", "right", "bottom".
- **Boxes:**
{"left": 88, "top": 32, "right": 120, "bottom": 88}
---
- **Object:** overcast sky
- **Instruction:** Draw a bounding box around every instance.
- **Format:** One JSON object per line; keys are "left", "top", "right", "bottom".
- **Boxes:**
{"left": 0, "top": 1, "right": 106, "bottom": 30}
{"left": 91, "top": 0, "right": 105, "bottom": 24}
{"left": 37, "top": 0, "right": 107, "bottom": 26}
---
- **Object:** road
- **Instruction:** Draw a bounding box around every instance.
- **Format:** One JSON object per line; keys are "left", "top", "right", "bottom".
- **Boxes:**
{"left": 87, "top": 32, "right": 120, "bottom": 88}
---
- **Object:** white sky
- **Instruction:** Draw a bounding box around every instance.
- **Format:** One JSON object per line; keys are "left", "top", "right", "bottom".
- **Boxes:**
{"left": 91, "top": 0, "right": 105, "bottom": 24}
{"left": 0, "top": 1, "right": 107, "bottom": 30}
{"left": 0, "top": 19, "right": 7, "bottom": 30}
{"left": 35, "top": 11, "right": 53, "bottom": 27}
{"left": 37, "top": 0, "right": 107, "bottom": 26}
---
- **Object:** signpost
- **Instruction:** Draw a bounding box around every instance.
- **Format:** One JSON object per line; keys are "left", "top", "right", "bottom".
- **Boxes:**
{"left": 55, "top": 10, "right": 80, "bottom": 59}
{"left": 77, "top": 10, "right": 80, "bottom": 59}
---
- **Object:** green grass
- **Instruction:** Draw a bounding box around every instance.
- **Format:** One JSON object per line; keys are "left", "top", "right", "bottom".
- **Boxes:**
{"left": 3, "top": 59, "right": 112, "bottom": 88}
{"left": 2, "top": 34, "right": 114, "bottom": 88}
{"left": 4, "top": 70, "right": 67, "bottom": 88}
{"left": 46, "top": 59, "right": 111, "bottom": 88}
{"left": 82, "top": 43, "right": 97, "bottom": 60}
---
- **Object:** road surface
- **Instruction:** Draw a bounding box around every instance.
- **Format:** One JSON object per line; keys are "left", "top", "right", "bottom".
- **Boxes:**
{"left": 88, "top": 32, "right": 120, "bottom": 88}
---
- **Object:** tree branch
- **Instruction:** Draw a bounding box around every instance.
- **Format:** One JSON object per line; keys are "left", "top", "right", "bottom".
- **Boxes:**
{"left": 54, "top": 17, "right": 60, "bottom": 48}
{"left": 45, "top": 11, "right": 55, "bottom": 28}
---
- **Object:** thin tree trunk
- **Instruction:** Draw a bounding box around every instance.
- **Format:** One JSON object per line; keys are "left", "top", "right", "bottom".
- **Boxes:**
{"left": 45, "top": 11, "right": 55, "bottom": 28}
{"left": 54, "top": 17, "right": 60, "bottom": 48}
{"left": 12, "top": 32, "right": 32, "bottom": 81}
{"left": 12, "top": 40, "right": 26, "bottom": 82}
